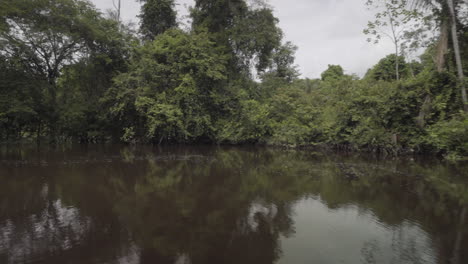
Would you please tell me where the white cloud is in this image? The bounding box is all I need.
[90,0,395,78]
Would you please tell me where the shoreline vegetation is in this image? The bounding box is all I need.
[1,0,467,160]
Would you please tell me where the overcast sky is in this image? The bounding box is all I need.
[90,0,395,79]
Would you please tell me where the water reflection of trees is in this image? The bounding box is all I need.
[0,163,134,263]
[0,146,467,263]
[106,148,311,264]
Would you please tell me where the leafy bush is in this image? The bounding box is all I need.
[426,113,468,158]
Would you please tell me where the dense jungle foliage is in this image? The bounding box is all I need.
[0,0,467,159]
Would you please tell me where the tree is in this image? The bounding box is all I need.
[0,0,109,123]
[230,7,283,73]
[191,0,249,34]
[365,54,409,81]
[104,29,228,143]
[113,0,121,22]
[0,56,44,140]
[138,0,177,40]
[0,0,132,141]
[262,42,299,83]
[191,0,285,75]
[321,65,344,82]
[410,0,467,111]
[56,18,136,142]
[364,0,422,81]
[399,13,438,75]
[446,0,467,111]
[0,0,105,86]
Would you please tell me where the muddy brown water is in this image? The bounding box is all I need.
[0,145,467,264]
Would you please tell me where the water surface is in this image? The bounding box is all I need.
[0,145,467,264]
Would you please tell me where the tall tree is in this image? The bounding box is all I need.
[56,17,136,142]
[410,0,467,111]
[191,0,284,75]
[191,0,248,34]
[446,0,467,111]
[0,0,103,96]
[138,0,177,40]
[0,0,125,140]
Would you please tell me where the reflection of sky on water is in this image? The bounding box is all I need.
[0,195,438,264]
[280,198,436,264]
[0,199,91,263]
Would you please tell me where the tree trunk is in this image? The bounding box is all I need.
[447,0,468,112]
[417,95,432,128]
[118,0,121,22]
[435,19,449,72]
[114,0,121,22]
[417,13,449,129]
[395,45,400,81]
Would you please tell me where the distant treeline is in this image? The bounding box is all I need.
[0,0,467,159]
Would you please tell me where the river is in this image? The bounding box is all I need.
[0,145,467,264]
